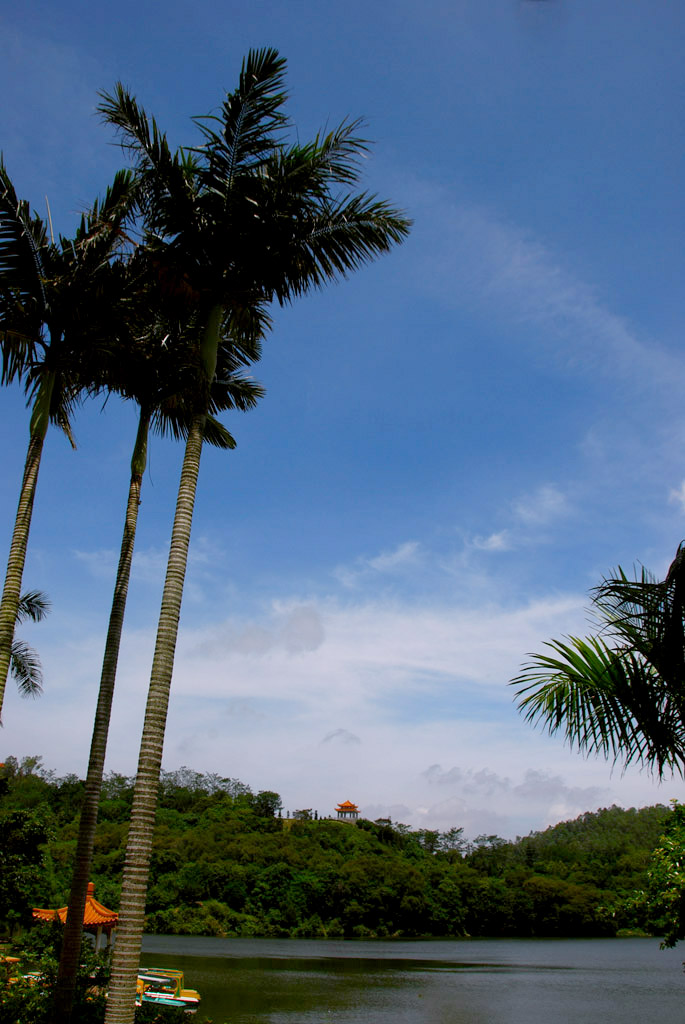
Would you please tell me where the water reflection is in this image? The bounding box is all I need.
[140,936,685,1023]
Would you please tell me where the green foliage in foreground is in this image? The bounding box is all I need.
[0,921,205,1023]
[0,922,109,1024]
[631,800,685,948]
[0,756,673,941]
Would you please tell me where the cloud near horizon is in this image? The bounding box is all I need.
[8,469,681,842]
[4,563,677,838]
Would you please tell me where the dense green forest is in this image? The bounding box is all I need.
[0,756,673,941]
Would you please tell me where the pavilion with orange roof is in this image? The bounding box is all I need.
[33,882,118,950]
[335,799,359,822]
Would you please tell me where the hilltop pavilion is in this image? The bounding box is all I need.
[335,800,359,822]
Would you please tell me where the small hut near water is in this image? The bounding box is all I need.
[32,882,118,950]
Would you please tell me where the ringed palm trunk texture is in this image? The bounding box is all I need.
[0,372,54,718]
[0,431,45,718]
[52,410,150,1024]
[104,413,205,1024]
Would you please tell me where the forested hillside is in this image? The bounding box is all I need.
[0,757,671,940]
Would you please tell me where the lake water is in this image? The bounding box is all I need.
[140,935,685,1023]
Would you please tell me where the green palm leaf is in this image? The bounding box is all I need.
[195,47,288,187]
[512,542,685,778]
[8,590,49,698]
[0,156,48,381]
[99,51,410,1024]
[16,589,50,624]
[10,638,42,697]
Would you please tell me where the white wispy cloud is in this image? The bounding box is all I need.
[131,548,168,584]
[5,578,675,838]
[189,603,325,658]
[74,537,225,588]
[422,763,603,819]
[73,549,118,581]
[410,764,607,836]
[669,481,685,513]
[368,541,421,573]
[73,546,167,586]
[396,176,685,400]
[513,484,572,527]
[471,530,512,552]
[173,590,589,716]
[466,484,571,556]
[335,540,423,588]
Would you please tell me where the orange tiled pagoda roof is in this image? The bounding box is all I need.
[335,800,358,811]
[33,883,118,930]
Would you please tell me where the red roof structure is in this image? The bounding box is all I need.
[335,800,359,820]
[33,882,118,948]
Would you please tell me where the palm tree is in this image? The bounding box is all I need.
[0,163,138,719]
[10,589,50,698]
[512,542,685,777]
[52,304,264,1022]
[100,49,410,1023]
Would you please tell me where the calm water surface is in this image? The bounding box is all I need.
[140,935,685,1023]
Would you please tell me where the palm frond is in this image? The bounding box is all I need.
[202,415,236,450]
[512,634,684,776]
[16,590,50,624]
[209,369,265,414]
[267,189,411,302]
[514,636,635,755]
[10,638,43,697]
[222,301,270,361]
[8,589,49,696]
[73,167,139,264]
[0,158,48,296]
[591,548,685,688]
[194,47,288,191]
[98,84,173,177]
[512,541,685,778]
[150,361,264,440]
[99,85,201,252]
[0,156,48,380]
[281,118,370,191]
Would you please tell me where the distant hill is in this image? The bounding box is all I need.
[0,756,671,939]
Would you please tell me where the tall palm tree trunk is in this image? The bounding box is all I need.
[52,409,150,1024]
[104,413,205,1024]
[0,375,54,718]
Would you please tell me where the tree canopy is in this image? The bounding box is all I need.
[0,757,671,943]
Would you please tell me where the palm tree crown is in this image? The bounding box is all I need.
[512,542,685,777]
[101,48,410,1024]
[0,162,139,718]
[98,48,409,358]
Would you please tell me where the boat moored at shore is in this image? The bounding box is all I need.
[136,967,201,1012]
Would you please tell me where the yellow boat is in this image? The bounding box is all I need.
[137,967,201,1011]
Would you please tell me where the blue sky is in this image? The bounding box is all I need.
[2,0,685,838]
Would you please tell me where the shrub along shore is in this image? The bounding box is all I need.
[1,756,670,940]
